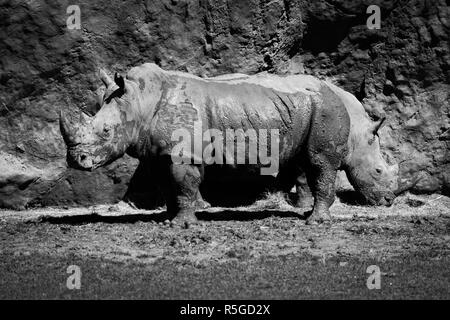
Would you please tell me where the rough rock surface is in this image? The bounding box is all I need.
[0,0,449,209]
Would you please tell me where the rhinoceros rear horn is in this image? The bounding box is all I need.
[372,117,386,135]
[99,69,114,88]
[114,73,125,91]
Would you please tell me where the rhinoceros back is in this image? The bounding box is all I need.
[127,64,350,172]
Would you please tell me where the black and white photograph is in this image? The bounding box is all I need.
[0,0,449,304]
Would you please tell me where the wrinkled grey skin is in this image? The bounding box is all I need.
[279,84,400,214]
[61,63,401,226]
[274,81,399,223]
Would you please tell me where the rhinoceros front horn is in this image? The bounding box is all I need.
[59,110,77,146]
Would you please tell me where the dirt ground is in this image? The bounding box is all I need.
[0,192,449,299]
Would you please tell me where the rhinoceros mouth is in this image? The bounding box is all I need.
[66,154,93,171]
[360,189,396,206]
[380,193,395,206]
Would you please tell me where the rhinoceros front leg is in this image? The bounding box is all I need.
[164,163,206,227]
[304,159,337,225]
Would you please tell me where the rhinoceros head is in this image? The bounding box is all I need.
[60,69,140,170]
[344,116,399,206]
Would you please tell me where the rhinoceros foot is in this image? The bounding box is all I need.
[170,209,199,229]
[305,207,332,225]
[305,213,332,225]
[195,199,211,209]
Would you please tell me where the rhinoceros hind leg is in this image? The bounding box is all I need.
[295,174,314,210]
[275,158,311,209]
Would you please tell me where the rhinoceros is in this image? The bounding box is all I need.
[60,63,400,225]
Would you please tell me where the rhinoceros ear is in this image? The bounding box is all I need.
[372,117,386,135]
[114,73,125,92]
[99,69,114,87]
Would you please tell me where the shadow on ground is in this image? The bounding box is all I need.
[38,190,370,226]
[336,190,367,205]
[39,209,303,225]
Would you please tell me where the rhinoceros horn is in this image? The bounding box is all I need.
[99,69,114,88]
[393,172,423,196]
[60,110,77,146]
[60,109,93,146]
